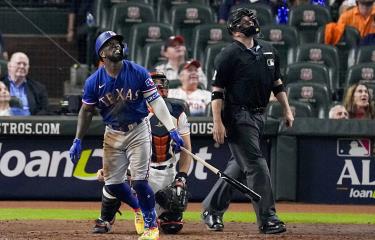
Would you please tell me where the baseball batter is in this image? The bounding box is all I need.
[69,31,184,240]
[94,72,192,235]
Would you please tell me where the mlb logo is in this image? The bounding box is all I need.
[337,138,371,157]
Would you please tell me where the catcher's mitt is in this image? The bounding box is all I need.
[155,180,189,213]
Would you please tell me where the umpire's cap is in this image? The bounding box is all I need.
[95,31,124,57]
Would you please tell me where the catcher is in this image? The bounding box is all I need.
[93,71,192,234]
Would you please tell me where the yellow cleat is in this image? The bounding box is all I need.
[134,210,145,235]
[138,227,159,240]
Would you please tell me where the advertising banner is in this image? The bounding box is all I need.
[0,136,271,201]
[298,137,375,204]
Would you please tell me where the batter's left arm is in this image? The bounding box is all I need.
[146,94,176,131]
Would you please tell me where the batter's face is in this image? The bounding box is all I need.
[8,53,30,81]
[100,38,123,62]
[353,84,369,108]
[0,81,10,103]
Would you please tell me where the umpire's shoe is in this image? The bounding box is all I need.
[202,210,224,231]
[259,219,286,234]
[92,218,113,234]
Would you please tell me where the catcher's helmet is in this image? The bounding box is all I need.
[150,71,169,97]
[227,8,260,36]
[95,31,124,57]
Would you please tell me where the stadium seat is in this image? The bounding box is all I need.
[191,24,232,65]
[285,62,332,95]
[0,59,7,79]
[345,63,375,87]
[288,4,332,44]
[316,25,360,88]
[93,0,150,29]
[260,24,299,76]
[109,2,156,43]
[294,43,339,97]
[266,100,314,119]
[286,82,331,119]
[143,42,167,70]
[156,0,210,23]
[128,23,174,65]
[354,45,375,65]
[230,3,275,26]
[203,43,229,89]
[170,3,215,54]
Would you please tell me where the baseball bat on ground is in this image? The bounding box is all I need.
[180,147,261,202]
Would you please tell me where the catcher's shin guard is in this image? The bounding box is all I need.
[93,186,121,233]
[158,211,183,234]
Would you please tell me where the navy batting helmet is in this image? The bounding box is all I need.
[95,31,124,57]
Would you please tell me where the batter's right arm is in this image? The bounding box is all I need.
[211,86,226,144]
[75,103,95,139]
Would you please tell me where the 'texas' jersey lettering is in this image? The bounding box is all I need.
[99,88,141,106]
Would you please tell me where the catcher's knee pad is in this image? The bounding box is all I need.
[100,186,121,222]
[158,211,183,234]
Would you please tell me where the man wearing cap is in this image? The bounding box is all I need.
[155,35,208,89]
[168,59,211,116]
[68,31,185,240]
[338,0,375,38]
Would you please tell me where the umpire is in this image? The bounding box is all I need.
[203,8,294,234]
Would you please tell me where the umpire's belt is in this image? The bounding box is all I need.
[151,163,174,170]
[108,119,143,132]
[235,105,265,114]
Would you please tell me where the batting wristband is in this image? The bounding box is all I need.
[272,83,286,96]
[211,91,224,101]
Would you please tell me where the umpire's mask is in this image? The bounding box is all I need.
[227,8,260,37]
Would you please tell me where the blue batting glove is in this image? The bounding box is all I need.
[69,138,82,164]
[169,129,184,153]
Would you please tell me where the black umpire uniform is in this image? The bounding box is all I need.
[203,8,292,235]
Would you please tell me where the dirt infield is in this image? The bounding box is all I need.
[0,201,374,240]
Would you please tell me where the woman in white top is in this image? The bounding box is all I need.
[0,81,12,116]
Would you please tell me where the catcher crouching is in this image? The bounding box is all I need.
[93,71,192,235]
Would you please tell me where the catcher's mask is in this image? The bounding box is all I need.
[158,212,183,234]
[150,71,169,98]
[227,8,260,37]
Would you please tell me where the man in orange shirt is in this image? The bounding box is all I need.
[337,0,375,38]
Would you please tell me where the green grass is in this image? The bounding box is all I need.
[0,209,374,224]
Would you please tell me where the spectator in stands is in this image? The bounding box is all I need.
[155,35,208,89]
[337,0,375,39]
[66,0,95,64]
[168,60,211,116]
[343,83,375,119]
[0,81,12,116]
[328,104,349,119]
[0,52,49,115]
[0,32,8,60]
